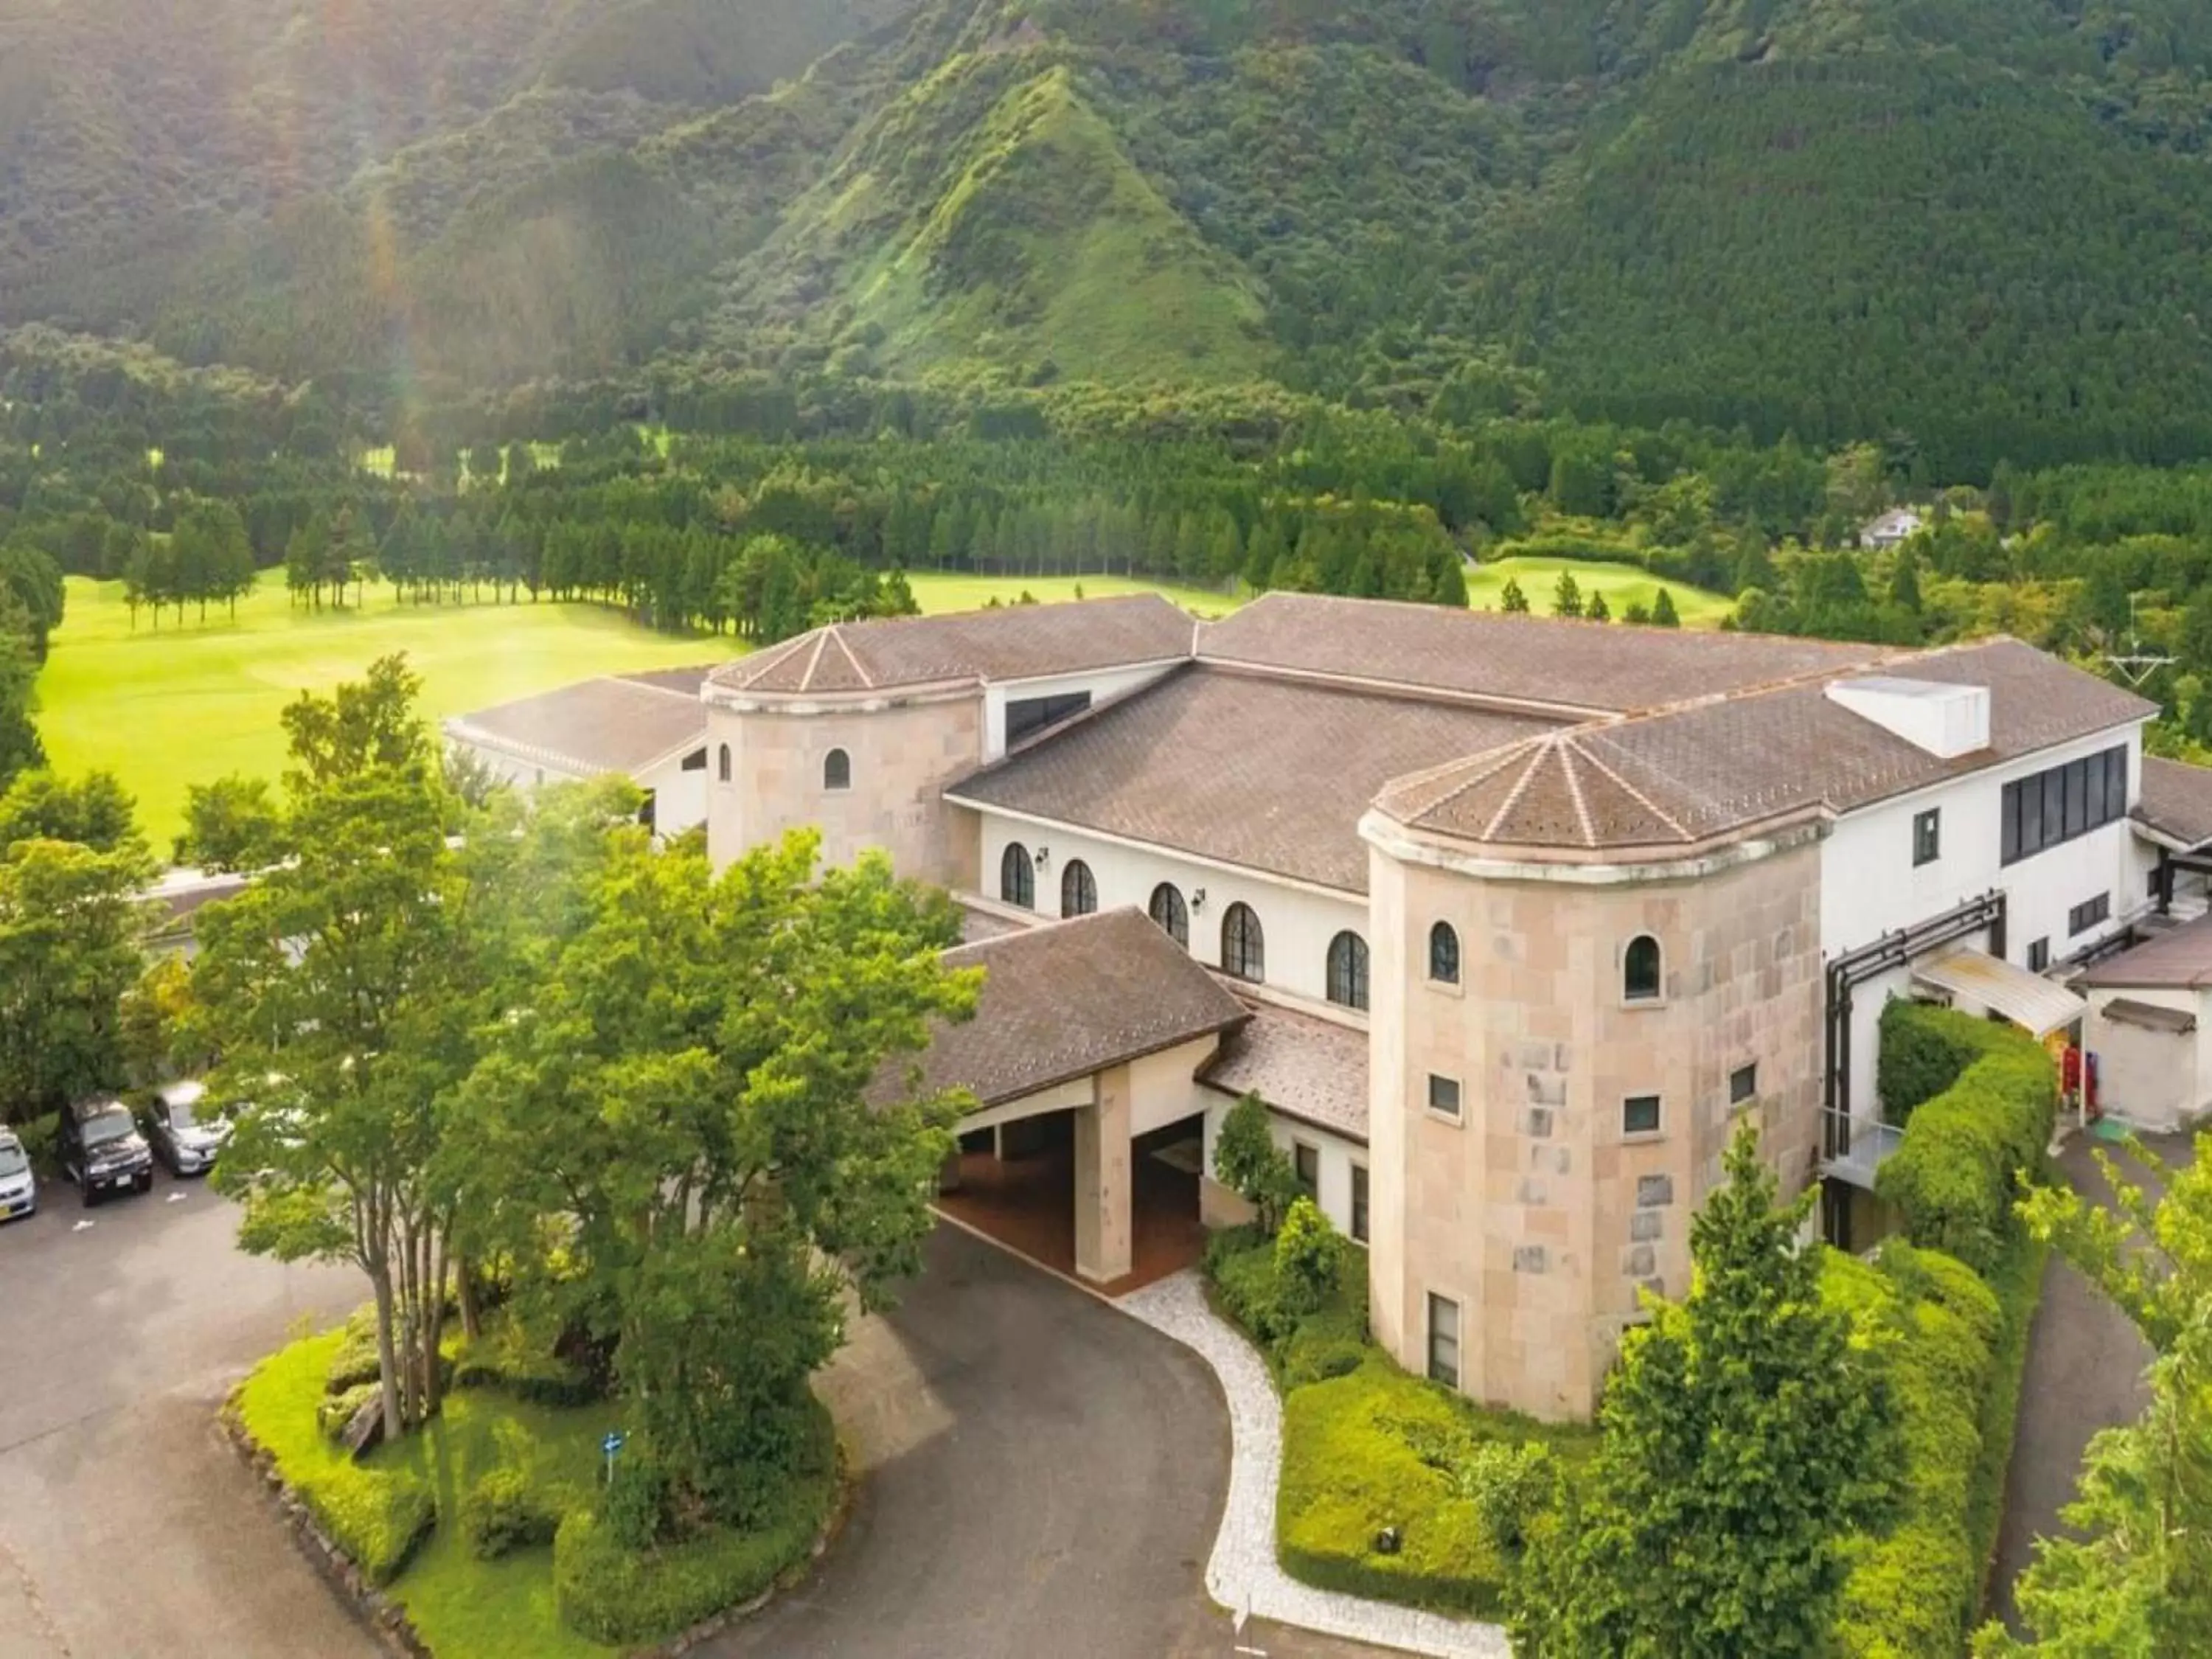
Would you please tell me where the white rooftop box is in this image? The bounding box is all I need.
[1826,676,1992,759]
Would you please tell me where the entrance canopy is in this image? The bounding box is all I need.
[1913,947,2087,1040]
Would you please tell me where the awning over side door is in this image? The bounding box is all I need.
[1912,947,2087,1040]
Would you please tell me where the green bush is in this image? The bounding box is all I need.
[1875,1006,2056,1274]
[1877,998,1999,1124]
[451,1315,603,1408]
[1275,1197,1346,1318]
[460,1466,560,1561]
[552,1399,837,1644]
[1276,1357,1591,1615]
[1827,1238,2037,1658]
[327,1307,384,1393]
[15,1111,58,1173]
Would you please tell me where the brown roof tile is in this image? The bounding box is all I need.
[876,908,1248,1109]
[708,594,1195,698]
[2138,757,2212,850]
[1197,591,1890,713]
[445,678,707,776]
[2079,912,2212,990]
[948,667,1561,891]
[1379,639,2154,854]
[1199,1006,1369,1143]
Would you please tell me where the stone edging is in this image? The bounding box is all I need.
[221,1388,851,1659]
[1116,1270,1512,1659]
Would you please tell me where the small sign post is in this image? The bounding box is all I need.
[602,1430,625,1486]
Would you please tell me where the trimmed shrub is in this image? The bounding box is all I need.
[451,1315,604,1408]
[553,1399,837,1644]
[1827,1239,2031,1658]
[1875,1007,2055,1274]
[1275,1197,1346,1318]
[1207,1225,1301,1348]
[1877,997,1997,1124]
[460,1467,560,1560]
[1276,1357,1591,1615]
[327,1307,384,1393]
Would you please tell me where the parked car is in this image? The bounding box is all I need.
[142,1080,231,1177]
[0,1128,35,1221]
[58,1098,154,1205]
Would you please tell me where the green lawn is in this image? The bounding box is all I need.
[907,571,1240,618]
[1464,556,1733,627]
[35,573,726,848]
[237,1327,622,1659]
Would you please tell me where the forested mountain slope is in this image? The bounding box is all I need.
[7,0,2212,473]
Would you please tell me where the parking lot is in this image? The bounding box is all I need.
[0,1164,369,1658]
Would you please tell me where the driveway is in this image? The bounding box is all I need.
[1990,1128,2192,1630]
[0,1168,368,1659]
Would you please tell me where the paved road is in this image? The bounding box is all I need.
[1991,1128,2191,1630]
[0,1165,369,1659]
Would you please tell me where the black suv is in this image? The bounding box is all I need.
[58,1098,155,1206]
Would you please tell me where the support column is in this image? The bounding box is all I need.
[1074,1065,1133,1285]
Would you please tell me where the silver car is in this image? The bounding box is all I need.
[0,1129,34,1221]
[144,1081,231,1177]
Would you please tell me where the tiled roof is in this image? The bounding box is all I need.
[616,664,720,697]
[2138,757,2212,850]
[1380,639,2154,854]
[1197,591,1890,714]
[2079,912,2212,990]
[874,908,1248,1110]
[1199,1006,1369,1144]
[445,678,707,778]
[947,667,1559,891]
[707,594,1194,698]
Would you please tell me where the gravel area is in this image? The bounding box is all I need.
[1119,1270,1511,1659]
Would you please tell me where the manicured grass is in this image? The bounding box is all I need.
[36,571,726,847]
[1464,555,1733,627]
[905,571,1241,618]
[235,1326,624,1659]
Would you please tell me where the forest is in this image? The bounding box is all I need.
[8,1,2212,477]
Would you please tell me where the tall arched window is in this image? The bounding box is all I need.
[1001,843,1035,910]
[823,748,851,792]
[1429,922,1461,986]
[717,744,731,783]
[1150,882,1188,947]
[1624,934,1663,1003]
[1061,859,1097,917]
[1221,902,1265,983]
[1326,931,1370,1011]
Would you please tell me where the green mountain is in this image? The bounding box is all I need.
[8,0,2212,472]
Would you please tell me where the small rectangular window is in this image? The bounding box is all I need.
[1730,1063,1759,1107]
[1913,807,1941,867]
[1622,1094,1662,1136]
[1426,1074,1462,1121]
[1351,1164,1370,1244]
[2069,893,2111,936]
[1293,1141,1320,1194]
[1427,1293,1461,1388]
[2028,937,2051,973]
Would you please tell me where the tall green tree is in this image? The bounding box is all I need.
[453,821,977,1539]
[1487,1124,1900,1658]
[0,591,43,790]
[1553,569,1584,619]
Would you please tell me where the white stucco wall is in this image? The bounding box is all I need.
[444,735,707,835]
[2084,987,2212,1133]
[981,661,1183,765]
[1128,1037,1221,1139]
[1200,1093,1369,1242]
[971,809,1371,1009]
[1822,723,2144,1116]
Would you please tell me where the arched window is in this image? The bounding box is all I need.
[824,748,851,792]
[1000,843,1035,910]
[717,744,731,784]
[1061,859,1097,917]
[1624,934,1663,1003]
[1326,931,1370,1011]
[1429,922,1461,985]
[1221,902,1265,983]
[1150,882,1188,947]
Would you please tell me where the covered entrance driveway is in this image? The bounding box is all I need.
[880,908,1250,1293]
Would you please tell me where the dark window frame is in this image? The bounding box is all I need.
[1623,1093,1663,1136]
[1061,859,1097,917]
[2069,892,2111,936]
[1624,934,1663,1003]
[1350,1164,1370,1243]
[1293,1140,1320,1194]
[1426,1073,1463,1121]
[1221,902,1266,983]
[1427,1292,1461,1388]
[1149,882,1189,947]
[1428,921,1461,985]
[1005,690,1093,748]
[1000,843,1035,910]
[681,748,708,773]
[1913,807,1941,867]
[2027,936,2051,973]
[1326,931,1371,1011]
[2002,745,2129,866]
[1730,1063,1759,1107]
[823,748,852,792]
[717,744,731,784]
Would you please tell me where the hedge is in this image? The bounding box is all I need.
[1203,1223,1368,1382]
[460,1466,560,1561]
[1874,1004,2056,1275]
[451,1315,604,1408]
[552,1397,837,1645]
[1826,1234,2042,1658]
